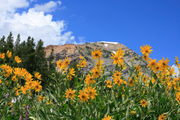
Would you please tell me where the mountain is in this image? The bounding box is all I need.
[45,42,149,77]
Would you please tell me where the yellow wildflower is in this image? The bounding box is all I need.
[11,75,18,82]
[113,71,122,78]
[65,88,76,100]
[0,53,5,59]
[78,90,89,102]
[105,80,113,88]
[158,58,169,71]
[6,51,12,58]
[158,114,167,120]
[91,50,102,59]
[84,87,97,100]
[0,64,13,77]
[175,92,180,103]
[34,72,42,80]
[14,56,22,63]
[32,81,42,92]
[114,77,123,86]
[111,48,124,66]
[91,67,101,78]
[102,115,112,120]
[140,99,148,107]
[140,45,152,55]
[20,86,28,94]
[77,59,87,68]
[85,74,96,85]
[37,95,44,102]
[148,59,157,70]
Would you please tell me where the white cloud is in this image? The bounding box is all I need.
[172,65,179,77]
[0,0,75,46]
[32,1,61,13]
[0,0,29,14]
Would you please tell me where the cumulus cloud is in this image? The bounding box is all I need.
[0,0,75,46]
[172,65,179,77]
[32,1,61,13]
[0,0,29,14]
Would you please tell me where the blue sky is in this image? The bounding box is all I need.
[55,0,179,64]
[0,0,179,64]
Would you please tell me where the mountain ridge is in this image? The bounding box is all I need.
[44,42,150,78]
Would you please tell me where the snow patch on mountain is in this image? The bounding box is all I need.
[99,41,119,44]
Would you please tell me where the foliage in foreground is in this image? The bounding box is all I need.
[0,45,179,120]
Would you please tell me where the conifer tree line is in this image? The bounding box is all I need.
[0,32,54,80]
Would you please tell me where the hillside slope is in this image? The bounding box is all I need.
[45,42,149,77]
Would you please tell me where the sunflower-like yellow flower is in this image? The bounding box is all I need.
[105,80,113,88]
[91,67,101,78]
[32,81,42,92]
[140,99,148,107]
[158,58,169,71]
[20,86,28,94]
[142,54,150,61]
[65,88,76,100]
[175,92,180,103]
[111,48,124,66]
[114,77,123,86]
[69,68,75,76]
[0,53,5,59]
[56,59,63,69]
[67,68,75,80]
[175,57,180,68]
[95,60,104,70]
[148,59,157,70]
[25,80,34,89]
[0,64,13,77]
[14,56,22,63]
[56,58,71,70]
[37,95,44,102]
[77,59,87,68]
[113,71,122,78]
[15,89,20,96]
[11,75,18,82]
[84,86,97,100]
[116,48,125,56]
[140,45,153,55]
[6,51,12,58]
[13,68,33,81]
[151,77,156,84]
[91,50,102,59]
[158,114,167,120]
[0,79,2,84]
[85,74,96,85]
[102,115,112,120]
[63,57,70,67]
[34,72,42,80]
[78,90,89,102]
[77,55,87,68]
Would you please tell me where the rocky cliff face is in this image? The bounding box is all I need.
[45,42,149,77]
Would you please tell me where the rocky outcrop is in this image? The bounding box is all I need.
[45,42,149,77]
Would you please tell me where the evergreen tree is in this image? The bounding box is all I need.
[14,34,21,55]
[47,48,56,71]
[5,32,14,51]
[0,33,52,82]
[35,40,49,78]
[0,36,6,52]
[23,37,36,73]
